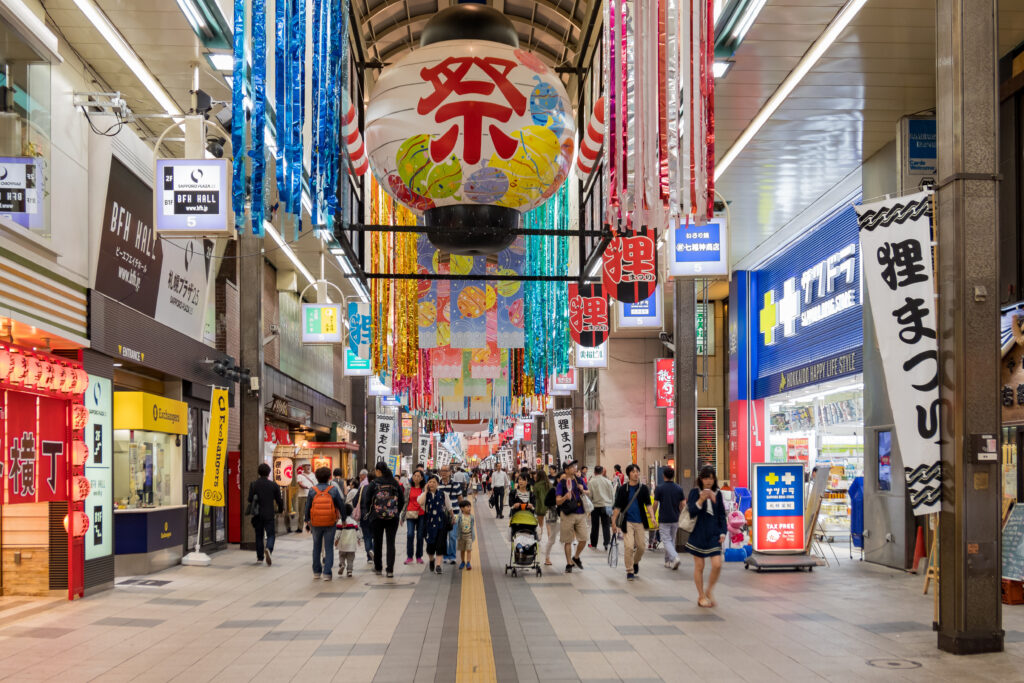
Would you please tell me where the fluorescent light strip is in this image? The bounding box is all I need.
[175,0,208,33]
[732,0,767,41]
[713,61,731,79]
[265,221,316,286]
[714,0,867,181]
[72,0,183,116]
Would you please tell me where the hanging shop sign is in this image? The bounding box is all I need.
[401,416,413,443]
[553,408,574,465]
[617,285,663,329]
[301,303,344,344]
[200,388,230,506]
[113,392,188,434]
[3,392,69,504]
[568,283,610,347]
[85,375,113,560]
[552,368,576,392]
[603,227,658,304]
[375,413,397,467]
[655,358,674,408]
[754,204,863,398]
[418,433,431,461]
[522,421,533,441]
[696,302,715,355]
[666,406,675,445]
[345,302,372,376]
[670,219,727,277]
[630,430,638,465]
[0,156,42,229]
[154,159,230,236]
[368,375,392,396]
[856,191,940,516]
[575,342,607,368]
[753,463,805,553]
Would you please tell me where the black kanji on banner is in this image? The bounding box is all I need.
[568,283,610,347]
[602,225,658,303]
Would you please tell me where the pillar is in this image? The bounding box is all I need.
[238,231,264,548]
[674,279,697,488]
[935,0,1003,655]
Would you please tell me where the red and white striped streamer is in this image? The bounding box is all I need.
[342,99,368,177]
[576,96,606,178]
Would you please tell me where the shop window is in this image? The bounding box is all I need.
[0,20,50,235]
[113,430,183,509]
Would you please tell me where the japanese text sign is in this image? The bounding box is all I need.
[302,303,344,344]
[575,342,608,368]
[856,191,940,515]
[618,286,663,328]
[670,218,728,277]
[655,358,674,408]
[0,157,42,230]
[568,283,610,347]
[553,409,574,465]
[154,159,230,236]
[603,226,658,304]
[753,463,805,552]
[4,392,68,504]
[345,302,372,376]
[375,413,397,464]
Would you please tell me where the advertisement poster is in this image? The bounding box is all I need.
[654,358,674,407]
[630,430,638,464]
[85,375,113,560]
[787,438,809,462]
[449,255,488,349]
[753,463,805,553]
[495,237,525,348]
[200,388,229,506]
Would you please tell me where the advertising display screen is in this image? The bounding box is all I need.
[753,463,805,553]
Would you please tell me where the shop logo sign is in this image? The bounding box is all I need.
[759,243,857,346]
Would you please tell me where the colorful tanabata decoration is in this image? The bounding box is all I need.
[364,39,575,215]
[568,283,610,347]
[602,225,658,303]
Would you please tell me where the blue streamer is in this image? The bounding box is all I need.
[230,0,246,228]
[310,0,323,225]
[274,0,287,210]
[249,0,267,235]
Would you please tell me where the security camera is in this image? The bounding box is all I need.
[206,136,225,158]
[659,332,673,343]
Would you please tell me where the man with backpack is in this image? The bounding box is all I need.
[304,467,346,581]
[364,461,406,578]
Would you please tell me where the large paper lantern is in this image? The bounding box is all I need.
[72,440,89,467]
[64,511,89,537]
[22,356,41,388]
[72,404,90,430]
[8,351,26,384]
[364,4,575,254]
[72,476,92,502]
[37,361,54,391]
[0,347,10,381]
[273,457,294,486]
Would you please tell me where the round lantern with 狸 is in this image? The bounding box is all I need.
[364,4,575,254]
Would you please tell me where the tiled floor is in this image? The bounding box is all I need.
[1,496,1024,681]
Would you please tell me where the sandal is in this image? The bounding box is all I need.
[544,559,552,566]
[697,597,712,608]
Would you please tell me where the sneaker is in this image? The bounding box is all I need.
[347,571,353,578]
[404,558,414,565]
[256,559,264,565]
[467,563,472,570]
[459,562,466,570]
[323,574,333,582]
[573,557,584,570]
[369,550,374,560]
[672,558,681,570]
[386,570,394,578]
[417,558,424,564]
[313,573,321,580]
[265,549,272,566]
[434,566,443,575]
[633,563,639,575]
[374,569,382,575]
[665,561,674,569]
[627,572,635,581]
[565,564,573,574]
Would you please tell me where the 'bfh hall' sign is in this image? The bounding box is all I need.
[154,159,231,236]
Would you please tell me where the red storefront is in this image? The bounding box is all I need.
[0,344,88,598]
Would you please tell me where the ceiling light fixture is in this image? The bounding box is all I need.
[205,52,233,72]
[713,61,733,79]
[714,0,867,181]
[265,221,316,286]
[732,0,766,42]
[72,0,183,116]
[175,0,209,34]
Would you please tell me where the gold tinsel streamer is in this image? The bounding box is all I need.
[370,179,392,374]
[392,204,419,379]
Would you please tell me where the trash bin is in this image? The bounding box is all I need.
[849,476,864,549]
[734,487,752,514]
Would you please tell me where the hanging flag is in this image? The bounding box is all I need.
[855,191,939,516]
[654,358,674,408]
[495,237,526,348]
[568,283,610,347]
[200,388,230,506]
[603,226,658,303]
[374,413,397,468]
[553,408,574,465]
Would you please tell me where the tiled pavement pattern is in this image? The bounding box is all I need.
[1,494,1024,681]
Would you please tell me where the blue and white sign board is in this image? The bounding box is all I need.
[670,219,728,277]
[155,159,231,236]
[617,285,663,328]
[0,156,42,229]
[345,301,372,376]
[753,463,805,553]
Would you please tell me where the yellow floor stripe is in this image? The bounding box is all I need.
[456,541,496,681]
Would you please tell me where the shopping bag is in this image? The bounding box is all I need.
[607,534,619,568]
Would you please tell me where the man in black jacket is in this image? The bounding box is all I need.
[248,463,284,566]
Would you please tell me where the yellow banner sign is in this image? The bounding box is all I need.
[113,392,188,435]
[200,388,229,506]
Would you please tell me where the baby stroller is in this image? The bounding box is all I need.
[505,509,542,577]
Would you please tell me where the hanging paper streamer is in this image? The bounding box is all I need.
[416,234,440,348]
[681,0,715,220]
[230,0,246,229]
[311,0,345,225]
[495,237,526,348]
[248,0,267,236]
[449,255,488,349]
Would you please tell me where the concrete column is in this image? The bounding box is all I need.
[935,0,1003,655]
[674,279,697,488]
[238,232,264,548]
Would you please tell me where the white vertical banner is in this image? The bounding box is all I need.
[375,413,397,469]
[418,433,431,463]
[553,409,574,465]
[856,191,940,515]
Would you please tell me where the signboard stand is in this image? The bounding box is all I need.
[183,385,230,567]
[744,462,824,572]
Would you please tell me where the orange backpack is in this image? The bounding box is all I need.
[309,486,339,527]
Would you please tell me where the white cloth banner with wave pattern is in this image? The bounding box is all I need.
[856,190,940,516]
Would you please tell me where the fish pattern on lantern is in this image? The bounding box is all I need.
[365,40,575,215]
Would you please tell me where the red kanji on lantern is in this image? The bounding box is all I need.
[417,56,527,164]
[603,226,658,304]
[568,283,609,347]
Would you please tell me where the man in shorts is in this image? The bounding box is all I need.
[555,460,590,574]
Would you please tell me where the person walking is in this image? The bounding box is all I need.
[419,475,454,574]
[532,467,552,542]
[555,460,589,573]
[365,462,405,578]
[247,463,284,566]
[334,503,359,578]
[587,465,615,550]
[491,463,510,518]
[304,467,345,581]
[354,469,374,564]
[653,466,686,570]
[686,466,728,607]
[613,464,625,487]
[508,473,536,514]
[438,465,464,565]
[332,468,347,498]
[455,500,476,570]
[402,470,427,565]
[611,464,653,581]
[542,470,564,565]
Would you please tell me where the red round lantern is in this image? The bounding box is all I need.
[73,368,89,396]
[72,475,92,502]
[58,364,74,393]
[72,404,90,430]
[72,440,89,467]
[8,352,27,384]
[37,361,54,391]
[0,347,10,381]
[22,356,40,388]
[63,511,90,537]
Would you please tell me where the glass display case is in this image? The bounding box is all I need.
[113,429,182,509]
